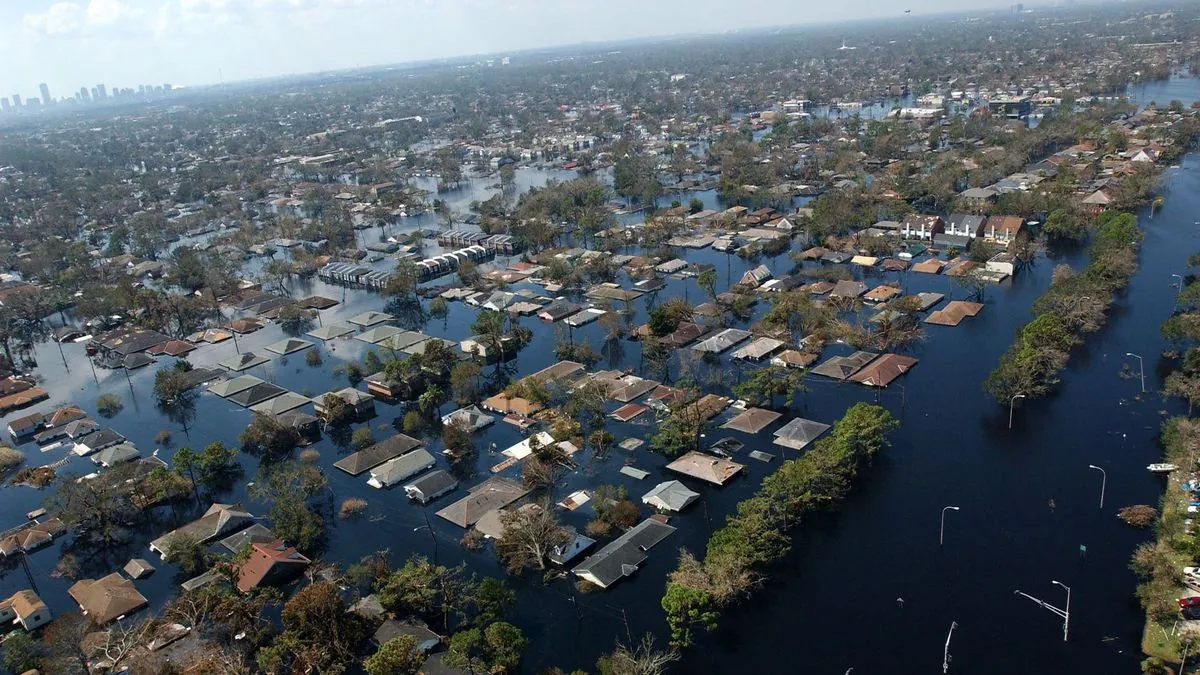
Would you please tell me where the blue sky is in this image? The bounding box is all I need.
[1,0,1024,99]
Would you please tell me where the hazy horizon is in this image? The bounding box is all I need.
[1,0,1078,98]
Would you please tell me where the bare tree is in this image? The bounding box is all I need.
[495,500,570,573]
[94,618,155,671]
[598,633,680,675]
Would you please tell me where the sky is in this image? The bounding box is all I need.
[0,0,1028,99]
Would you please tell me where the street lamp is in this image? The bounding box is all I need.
[940,506,960,547]
[1088,464,1106,509]
[1126,352,1145,394]
[1015,580,1071,642]
[1173,274,1185,291]
[1009,393,1026,429]
[1052,580,1071,642]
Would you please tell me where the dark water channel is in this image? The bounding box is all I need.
[0,77,1198,674]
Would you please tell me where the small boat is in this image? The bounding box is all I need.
[1148,463,1180,473]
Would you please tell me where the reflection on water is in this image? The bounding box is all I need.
[0,75,1194,674]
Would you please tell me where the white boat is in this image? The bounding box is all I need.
[1148,463,1179,473]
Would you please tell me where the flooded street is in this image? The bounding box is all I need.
[0,76,1196,674]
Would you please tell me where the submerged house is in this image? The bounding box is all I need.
[236,540,311,593]
[572,518,676,589]
[149,503,255,559]
[642,481,700,512]
[366,448,436,489]
[68,573,148,625]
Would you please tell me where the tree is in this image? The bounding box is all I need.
[46,464,142,546]
[276,582,368,673]
[364,636,424,675]
[444,622,526,674]
[697,268,717,299]
[443,418,474,460]
[471,577,515,625]
[239,414,301,458]
[96,393,124,418]
[648,297,692,336]
[495,501,571,573]
[1043,208,1086,240]
[483,622,526,672]
[276,303,314,334]
[2,630,45,674]
[153,366,193,407]
[596,634,680,675]
[351,426,375,451]
[732,365,804,408]
[450,361,482,405]
[379,557,473,632]
[164,533,209,575]
[651,396,706,457]
[176,441,239,495]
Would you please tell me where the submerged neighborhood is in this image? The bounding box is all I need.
[0,2,1197,673]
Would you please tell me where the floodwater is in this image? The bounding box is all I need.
[0,77,1195,674]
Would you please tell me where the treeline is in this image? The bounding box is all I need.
[1131,417,1200,672]
[660,403,898,647]
[984,211,1143,402]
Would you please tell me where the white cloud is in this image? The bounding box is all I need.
[22,2,85,37]
[23,0,155,38]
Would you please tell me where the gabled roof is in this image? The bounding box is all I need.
[333,434,425,475]
[436,477,529,527]
[150,503,254,554]
[849,354,919,387]
[367,448,436,488]
[571,519,676,588]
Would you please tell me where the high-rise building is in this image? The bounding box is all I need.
[0,98,9,113]
[79,87,90,102]
[39,83,51,106]
[11,95,21,108]
[95,84,107,100]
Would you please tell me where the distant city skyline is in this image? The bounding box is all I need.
[0,0,1074,97]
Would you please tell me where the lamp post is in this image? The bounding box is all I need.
[940,506,960,547]
[1173,274,1184,291]
[1088,464,1106,509]
[1126,352,1145,394]
[1009,393,1026,429]
[1014,581,1071,642]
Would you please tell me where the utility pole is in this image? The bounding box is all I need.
[943,620,958,673]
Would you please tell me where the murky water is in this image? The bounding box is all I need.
[0,77,1195,674]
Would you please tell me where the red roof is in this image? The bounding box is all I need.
[236,540,310,592]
